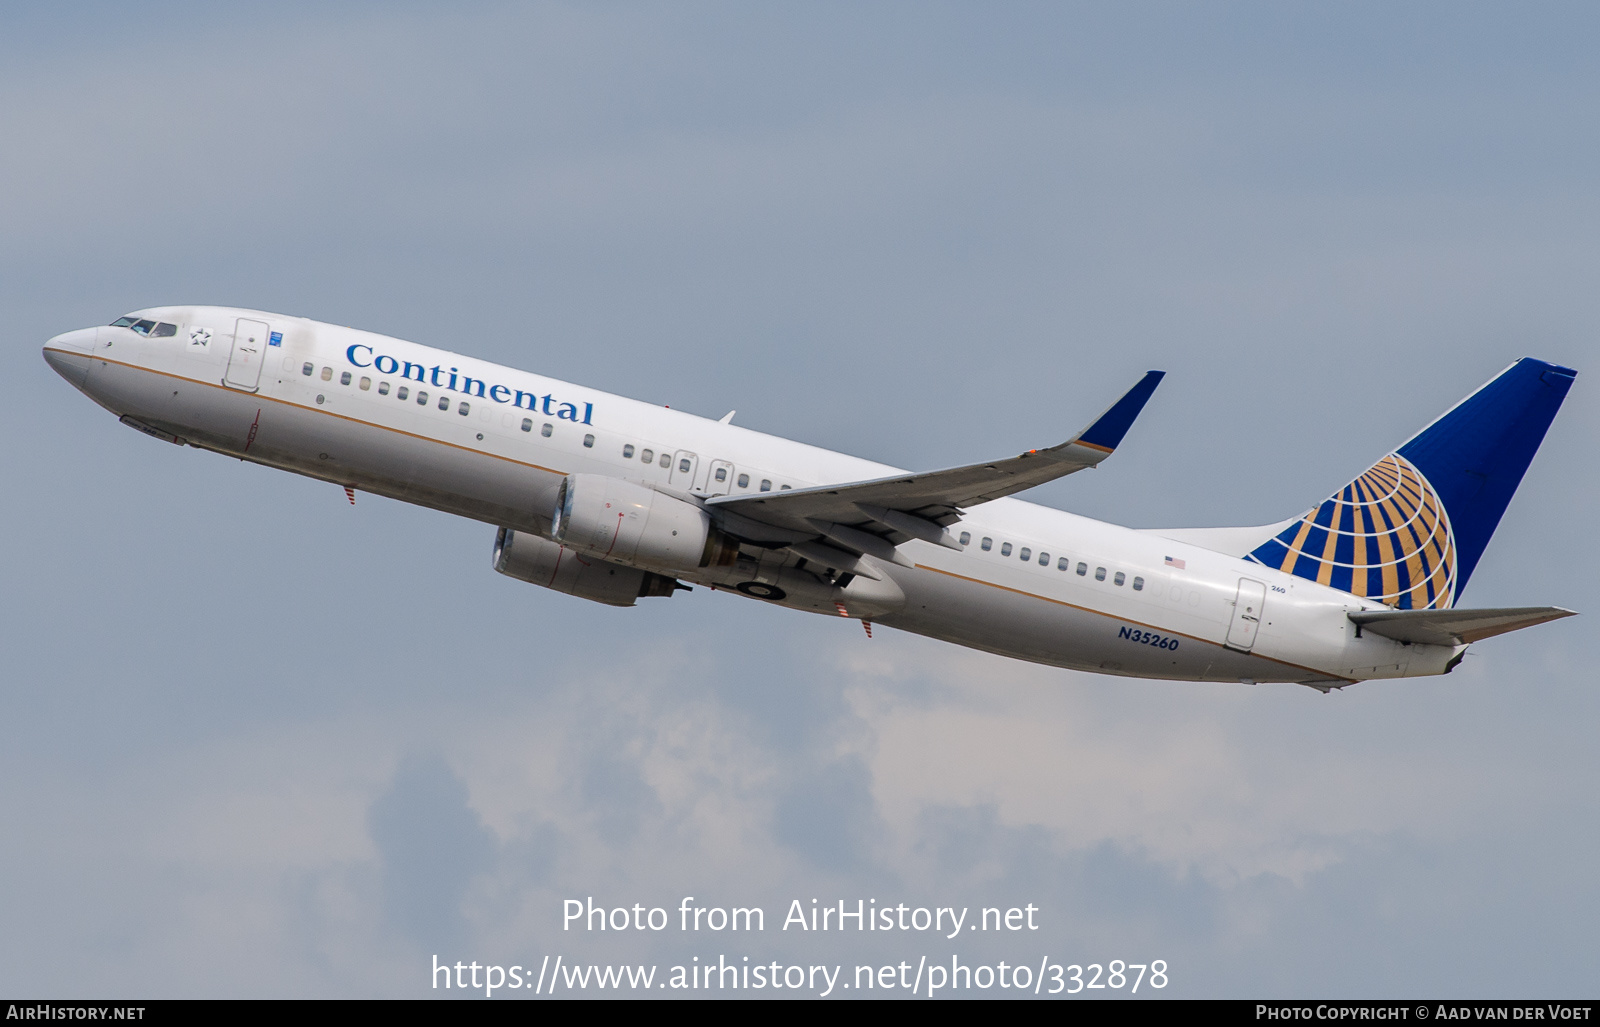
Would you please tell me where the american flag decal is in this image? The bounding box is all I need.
[1165,555,1185,569]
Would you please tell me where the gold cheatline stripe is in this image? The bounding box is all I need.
[62,351,567,476]
[913,564,1354,683]
[62,352,1361,681]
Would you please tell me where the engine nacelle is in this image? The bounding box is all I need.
[550,473,738,573]
[493,527,683,607]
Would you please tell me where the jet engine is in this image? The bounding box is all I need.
[550,474,739,573]
[493,527,683,607]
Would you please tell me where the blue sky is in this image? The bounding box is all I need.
[3,2,1596,997]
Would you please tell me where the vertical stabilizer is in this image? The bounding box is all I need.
[1247,358,1576,608]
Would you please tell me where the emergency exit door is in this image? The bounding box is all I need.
[671,450,699,490]
[705,459,736,496]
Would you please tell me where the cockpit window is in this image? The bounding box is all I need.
[109,316,177,337]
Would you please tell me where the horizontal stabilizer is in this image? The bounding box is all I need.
[1349,606,1575,647]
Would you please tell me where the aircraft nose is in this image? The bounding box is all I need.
[42,328,96,389]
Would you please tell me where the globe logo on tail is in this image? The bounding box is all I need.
[1248,453,1457,610]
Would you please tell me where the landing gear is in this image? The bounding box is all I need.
[735,581,787,600]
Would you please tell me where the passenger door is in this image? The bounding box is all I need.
[224,318,271,391]
[1226,578,1268,651]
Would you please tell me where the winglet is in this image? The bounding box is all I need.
[1074,370,1165,453]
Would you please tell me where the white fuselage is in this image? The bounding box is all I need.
[44,306,1458,687]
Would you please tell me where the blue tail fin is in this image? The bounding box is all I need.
[1247,358,1576,608]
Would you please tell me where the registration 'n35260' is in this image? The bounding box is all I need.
[1118,626,1179,651]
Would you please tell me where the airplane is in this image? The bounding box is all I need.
[42,306,1577,690]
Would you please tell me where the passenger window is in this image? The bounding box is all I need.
[522,418,533,432]
[397,386,409,401]
[320,367,332,381]
[543,423,554,437]
[359,377,371,391]
[340,371,352,385]
[641,448,654,463]
[584,434,596,448]
[1058,557,1069,571]
[678,457,690,472]
[1095,567,1107,581]
[417,391,429,405]
[737,473,750,488]
[1039,551,1049,566]
[981,537,993,551]
[659,453,670,468]
[959,531,971,546]
[151,322,177,337]
[714,467,727,482]
[378,381,390,395]
[1077,562,1088,576]
[1114,571,1125,586]
[760,479,772,492]
[623,444,635,458]
[1019,547,1030,561]
[302,363,313,376]
[1001,543,1013,556]
[438,396,449,411]
[780,484,792,490]
[1133,576,1145,591]
[458,401,469,415]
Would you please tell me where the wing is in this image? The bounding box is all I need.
[706,371,1164,563]
[1348,606,1575,646]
